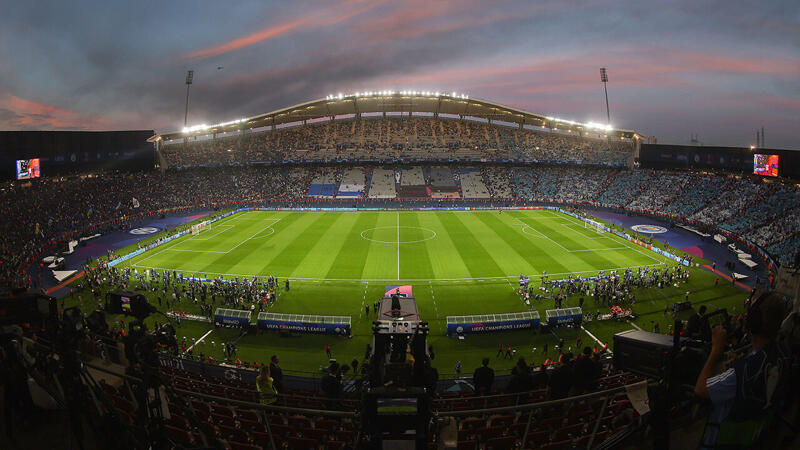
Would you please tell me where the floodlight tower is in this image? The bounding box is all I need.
[184,70,194,127]
[600,68,611,125]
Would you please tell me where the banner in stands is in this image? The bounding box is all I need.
[257,312,351,335]
[446,311,540,336]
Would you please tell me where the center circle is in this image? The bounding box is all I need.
[360,226,437,244]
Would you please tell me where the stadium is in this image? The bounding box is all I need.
[2,89,799,449]
[2,3,800,448]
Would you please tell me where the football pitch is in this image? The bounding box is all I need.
[128,209,666,282]
[100,209,746,376]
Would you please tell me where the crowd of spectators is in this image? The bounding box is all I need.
[161,117,635,168]
[2,163,799,289]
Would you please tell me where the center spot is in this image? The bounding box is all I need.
[360,226,437,244]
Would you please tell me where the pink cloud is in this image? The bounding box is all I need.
[183,19,308,59]
[0,94,118,129]
[181,0,389,59]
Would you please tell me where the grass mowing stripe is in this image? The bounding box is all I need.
[437,212,506,278]
[400,212,437,280]
[255,212,340,276]
[534,217,633,270]
[324,213,379,279]
[289,212,353,278]
[473,211,548,275]
[420,212,472,280]
[495,211,572,275]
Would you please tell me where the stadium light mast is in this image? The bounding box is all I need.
[600,68,610,125]
[184,70,194,127]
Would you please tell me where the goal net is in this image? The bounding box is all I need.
[584,220,604,234]
[191,221,211,235]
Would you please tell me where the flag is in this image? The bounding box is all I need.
[132,197,140,208]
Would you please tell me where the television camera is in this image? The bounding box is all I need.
[363,295,435,449]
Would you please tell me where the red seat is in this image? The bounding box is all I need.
[303,428,330,441]
[229,441,261,450]
[211,404,235,417]
[508,422,527,437]
[475,425,504,441]
[269,423,292,439]
[460,417,486,431]
[539,439,571,450]
[218,424,248,443]
[490,415,515,428]
[266,413,285,425]
[165,425,194,445]
[457,440,478,450]
[553,422,585,441]
[212,412,236,428]
[525,430,549,447]
[288,437,319,449]
[192,400,211,415]
[251,431,273,447]
[240,418,266,433]
[485,436,516,450]
[326,441,346,450]
[335,429,353,442]
[236,408,262,423]
[167,413,187,429]
[315,419,339,431]
[288,416,313,429]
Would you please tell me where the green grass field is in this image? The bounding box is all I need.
[71,209,749,377]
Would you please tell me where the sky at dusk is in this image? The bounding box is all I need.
[0,0,798,148]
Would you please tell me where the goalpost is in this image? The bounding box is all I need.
[191,220,211,236]
[584,220,604,234]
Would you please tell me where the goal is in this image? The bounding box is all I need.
[584,220,604,234]
[191,221,211,235]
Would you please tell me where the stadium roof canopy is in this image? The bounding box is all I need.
[150,91,638,143]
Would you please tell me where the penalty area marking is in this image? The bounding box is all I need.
[515,219,628,253]
[189,224,235,241]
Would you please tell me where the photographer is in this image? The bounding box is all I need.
[694,291,790,449]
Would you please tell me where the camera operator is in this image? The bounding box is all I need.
[694,291,790,449]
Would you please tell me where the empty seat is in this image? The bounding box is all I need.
[485,436,516,450]
[229,441,261,450]
[288,437,319,449]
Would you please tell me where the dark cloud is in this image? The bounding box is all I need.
[0,0,797,148]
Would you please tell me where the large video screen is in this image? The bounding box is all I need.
[16,158,41,180]
[753,154,779,177]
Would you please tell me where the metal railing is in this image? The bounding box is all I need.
[437,381,648,449]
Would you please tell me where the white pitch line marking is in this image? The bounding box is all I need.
[186,329,213,353]
[396,211,400,281]
[581,325,607,350]
[223,218,282,254]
